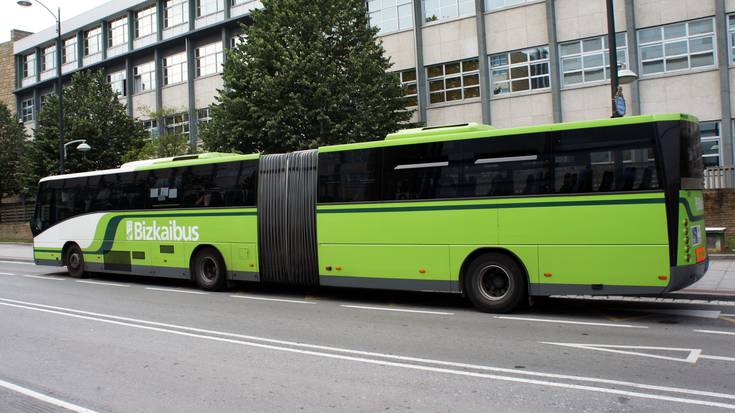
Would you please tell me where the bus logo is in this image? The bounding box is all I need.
[125,220,200,242]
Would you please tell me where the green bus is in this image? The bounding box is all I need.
[32,113,708,312]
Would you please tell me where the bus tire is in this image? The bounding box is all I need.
[192,247,227,291]
[65,243,87,279]
[464,253,526,313]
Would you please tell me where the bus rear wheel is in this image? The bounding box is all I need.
[192,247,227,291]
[65,243,87,278]
[464,253,526,313]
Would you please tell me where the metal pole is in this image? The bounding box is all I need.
[606,0,619,118]
[57,7,65,173]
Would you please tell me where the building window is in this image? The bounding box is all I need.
[197,0,224,17]
[490,46,550,96]
[42,45,56,72]
[701,121,721,167]
[559,34,628,87]
[163,51,188,85]
[400,68,418,107]
[84,27,102,56]
[368,0,413,34]
[142,119,159,137]
[63,37,77,64]
[164,0,189,28]
[426,59,480,104]
[134,61,156,93]
[486,0,535,10]
[165,113,190,137]
[21,98,34,122]
[638,18,715,76]
[230,33,246,48]
[107,70,127,97]
[136,5,157,38]
[108,17,129,48]
[198,108,212,124]
[424,0,474,22]
[196,42,224,77]
[23,53,36,79]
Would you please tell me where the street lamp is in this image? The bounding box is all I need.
[63,139,91,160]
[17,0,65,174]
[606,0,638,117]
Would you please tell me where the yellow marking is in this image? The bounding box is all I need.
[303,295,320,301]
[720,315,735,325]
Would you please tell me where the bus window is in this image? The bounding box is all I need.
[148,168,182,208]
[318,149,382,203]
[461,134,551,197]
[382,141,460,201]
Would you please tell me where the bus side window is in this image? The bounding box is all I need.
[318,149,382,203]
[382,141,460,201]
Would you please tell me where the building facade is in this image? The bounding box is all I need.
[11,0,735,166]
[2,30,32,114]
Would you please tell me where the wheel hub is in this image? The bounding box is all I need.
[477,265,512,302]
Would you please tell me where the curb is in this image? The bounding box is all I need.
[0,257,34,263]
[663,291,735,302]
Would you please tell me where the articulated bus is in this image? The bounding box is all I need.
[32,113,707,312]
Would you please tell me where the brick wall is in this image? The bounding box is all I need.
[0,30,32,114]
[704,189,735,237]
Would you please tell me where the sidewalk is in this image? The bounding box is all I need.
[1,243,733,299]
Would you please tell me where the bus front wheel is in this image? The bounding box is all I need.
[65,243,87,278]
[192,247,227,291]
[464,253,526,313]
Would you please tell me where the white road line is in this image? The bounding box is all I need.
[0,272,16,275]
[145,287,207,295]
[0,297,733,405]
[76,280,130,287]
[0,301,734,410]
[722,314,735,317]
[700,355,735,362]
[695,329,735,337]
[230,295,315,305]
[0,378,98,413]
[22,275,64,281]
[341,304,454,315]
[0,260,35,265]
[494,315,648,329]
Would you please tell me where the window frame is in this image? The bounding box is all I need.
[84,26,103,56]
[426,58,481,105]
[135,5,158,39]
[23,53,36,79]
[490,46,551,97]
[164,0,189,29]
[133,61,156,94]
[368,0,413,35]
[21,98,34,122]
[700,120,721,167]
[197,0,224,17]
[163,51,188,85]
[107,70,127,97]
[637,17,716,77]
[558,33,628,87]
[108,16,129,48]
[195,42,224,77]
[62,37,77,64]
[423,0,475,23]
[41,44,56,72]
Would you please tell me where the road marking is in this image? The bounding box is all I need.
[340,304,454,315]
[695,329,735,337]
[723,314,735,317]
[495,315,647,329]
[700,355,735,362]
[0,378,98,413]
[1,297,734,405]
[541,342,702,363]
[230,295,315,304]
[76,280,130,287]
[145,287,207,295]
[0,300,733,410]
[0,260,35,265]
[22,275,64,281]
[0,272,16,276]
[627,308,721,319]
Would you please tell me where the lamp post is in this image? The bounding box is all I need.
[606,0,638,117]
[17,0,65,174]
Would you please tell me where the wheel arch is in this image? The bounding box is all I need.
[458,247,531,294]
[61,241,79,266]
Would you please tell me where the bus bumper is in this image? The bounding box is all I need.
[665,258,708,293]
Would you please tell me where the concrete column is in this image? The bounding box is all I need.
[15,55,23,90]
[32,88,39,128]
[412,0,427,125]
[127,11,135,51]
[624,0,641,116]
[186,37,198,147]
[157,1,164,42]
[76,31,83,68]
[545,0,562,123]
[189,0,196,31]
[34,48,41,83]
[125,57,134,117]
[224,0,231,20]
[716,0,733,166]
[154,48,164,136]
[101,20,108,60]
[474,0,491,124]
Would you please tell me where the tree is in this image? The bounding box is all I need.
[0,102,27,201]
[200,0,414,154]
[22,70,147,191]
[123,107,193,162]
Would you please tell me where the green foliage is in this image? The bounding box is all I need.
[22,70,147,193]
[122,132,192,163]
[0,102,27,199]
[200,0,414,154]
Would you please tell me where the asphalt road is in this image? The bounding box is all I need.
[0,260,734,412]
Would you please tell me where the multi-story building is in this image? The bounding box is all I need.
[11,0,734,167]
[2,30,32,114]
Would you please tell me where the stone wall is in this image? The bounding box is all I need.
[0,222,32,242]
